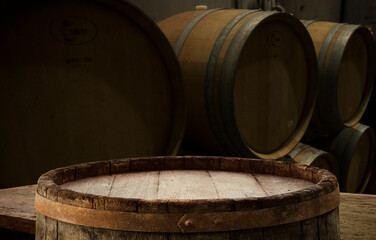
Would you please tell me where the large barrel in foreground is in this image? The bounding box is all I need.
[303,21,375,132]
[330,123,375,193]
[159,9,317,159]
[36,156,340,239]
[0,0,185,188]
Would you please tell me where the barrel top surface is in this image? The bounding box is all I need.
[0,0,185,187]
[60,170,315,200]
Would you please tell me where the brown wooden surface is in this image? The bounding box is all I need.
[1,184,375,239]
[0,0,185,189]
[0,185,36,234]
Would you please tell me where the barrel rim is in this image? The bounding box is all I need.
[219,12,318,159]
[0,0,186,156]
[35,156,339,232]
[36,156,338,211]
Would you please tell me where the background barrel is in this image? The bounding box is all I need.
[36,156,340,239]
[0,0,185,188]
[282,143,339,178]
[159,9,318,159]
[303,20,375,133]
[330,123,375,193]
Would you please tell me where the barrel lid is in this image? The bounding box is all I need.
[36,156,339,233]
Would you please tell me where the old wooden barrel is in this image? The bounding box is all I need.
[0,0,185,188]
[303,20,375,132]
[158,9,318,159]
[36,156,340,239]
[282,143,339,178]
[330,123,375,193]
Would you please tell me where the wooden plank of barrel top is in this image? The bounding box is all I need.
[158,9,318,159]
[330,123,376,193]
[0,0,185,189]
[302,20,375,133]
[282,143,339,179]
[34,156,340,239]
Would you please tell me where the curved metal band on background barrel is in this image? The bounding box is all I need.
[299,148,324,166]
[303,20,317,28]
[205,9,261,154]
[326,24,360,126]
[316,23,345,125]
[173,8,222,56]
[219,11,277,157]
[35,186,340,233]
[288,144,311,159]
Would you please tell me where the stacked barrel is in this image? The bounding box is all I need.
[158,9,375,193]
[277,21,375,193]
[159,9,318,159]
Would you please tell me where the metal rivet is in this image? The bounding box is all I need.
[184,220,193,227]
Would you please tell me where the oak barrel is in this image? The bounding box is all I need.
[303,20,375,132]
[330,123,375,193]
[36,156,340,239]
[158,9,318,159]
[282,143,339,178]
[0,0,185,188]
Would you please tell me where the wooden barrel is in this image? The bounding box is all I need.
[158,9,318,159]
[303,20,375,132]
[330,123,375,193]
[0,0,185,188]
[35,156,340,239]
[282,143,339,178]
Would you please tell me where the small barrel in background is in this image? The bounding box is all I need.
[282,143,339,179]
[35,156,340,239]
[159,9,318,159]
[330,123,375,193]
[0,0,185,188]
[302,20,375,133]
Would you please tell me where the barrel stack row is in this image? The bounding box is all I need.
[1,0,373,193]
[286,21,375,193]
[158,9,375,193]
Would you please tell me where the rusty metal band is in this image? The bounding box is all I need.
[35,186,340,233]
[205,9,261,155]
[173,8,222,56]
